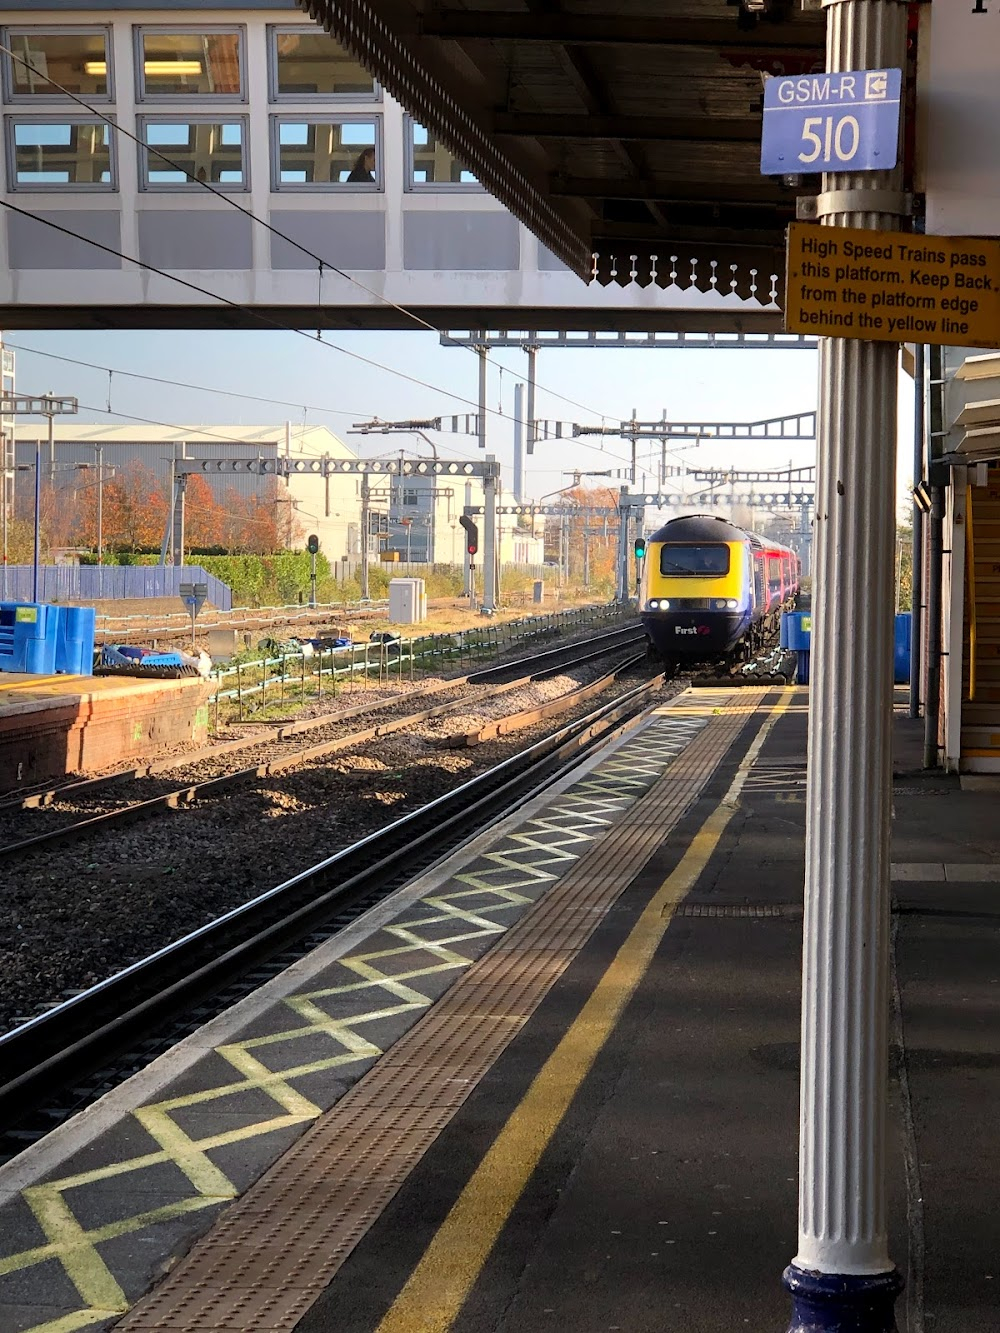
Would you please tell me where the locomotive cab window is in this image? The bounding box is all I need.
[659,544,730,577]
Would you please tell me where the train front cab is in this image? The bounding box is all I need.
[639,534,753,658]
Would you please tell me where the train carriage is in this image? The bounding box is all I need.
[637,513,799,662]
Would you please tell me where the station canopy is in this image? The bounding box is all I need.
[296,0,825,302]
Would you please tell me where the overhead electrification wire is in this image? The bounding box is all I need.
[5,342,368,419]
[6,341,511,462]
[1,41,619,423]
[22,397,488,464]
[0,198,514,418]
[0,211,636,471]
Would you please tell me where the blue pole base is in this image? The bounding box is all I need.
[783,1264,903,1333]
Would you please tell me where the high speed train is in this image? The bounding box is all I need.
[636,513,800,661]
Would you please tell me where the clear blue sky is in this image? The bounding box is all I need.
[5,327,915,511]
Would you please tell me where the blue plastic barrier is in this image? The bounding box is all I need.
[780,611,911,687]
[0,602,58,673]
[780,611,812,684]
[894,613,911,685]
[56,606,97,675]
[0,602,96,675]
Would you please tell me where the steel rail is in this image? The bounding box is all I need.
[0,622,641,815]
[0,671,663,1134]
[0,628,646,861]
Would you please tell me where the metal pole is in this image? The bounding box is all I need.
[360,472,371,600]
[309,550,317,608]
[923,493,944,768]
[46,400,54,484]
[923,486,944,768]
[481,462,497,612]
[513,382,525,502]
[909,345,926,718]
[477,344,487,451]
[96,444,104,567]
[785,2,907,1331]
[923,342,945,770]
[1,441,8,602]
[583,525,590,589]
[172,476,187,569]
[32,438,40,603]
[525,345,538,456]
[615,488,630,604]
[463,480,472,595]
[629,408,638,485]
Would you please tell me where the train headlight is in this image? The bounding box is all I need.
[726,598,739,610]
[647,599,659,610]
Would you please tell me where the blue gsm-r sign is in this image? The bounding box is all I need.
[760,68,902,175]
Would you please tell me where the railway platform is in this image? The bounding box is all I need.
[0,672,212,793]
[1,684,998,1332]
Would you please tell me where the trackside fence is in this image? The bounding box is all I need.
[94,598,390,642]
[0,565,233,609]
[209,603,628,724]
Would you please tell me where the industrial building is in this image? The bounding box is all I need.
[12,420,543,566]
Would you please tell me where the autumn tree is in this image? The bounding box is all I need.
[183,474,229,549]
[73,461,168,554]
[12,462,304,560]
[546,485,619,584]
[219,481,288,553]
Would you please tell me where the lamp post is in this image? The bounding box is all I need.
[73,459,115,575]
[96,444,104,567]
[0,394,78,602]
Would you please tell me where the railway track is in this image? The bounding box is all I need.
[0,666,666,1153]
[0,624,645,858]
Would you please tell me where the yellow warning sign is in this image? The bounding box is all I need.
[784,221,1000,347]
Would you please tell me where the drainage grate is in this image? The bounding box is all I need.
[677,902,796,918]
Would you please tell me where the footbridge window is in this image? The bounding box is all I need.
[405,117,479,189]
[271,116,381,190]
[139,117,248,190]
[2,27,113,100]
[135,28,245,101]
[7,117,114,189]
[268,27,378,101]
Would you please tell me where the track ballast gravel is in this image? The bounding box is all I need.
[1,660,673,1032]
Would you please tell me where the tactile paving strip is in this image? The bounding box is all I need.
[116,689,769,1332]
[0,700,714,1333]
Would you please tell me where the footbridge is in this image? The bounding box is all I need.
[0,0,811,332]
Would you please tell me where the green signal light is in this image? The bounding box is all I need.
[634,537,648,559]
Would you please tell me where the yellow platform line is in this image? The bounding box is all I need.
[0,674,67,693]
[376,688,794,1333]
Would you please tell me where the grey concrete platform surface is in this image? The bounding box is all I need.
[4,686,999,1333]
[0,686,749,1333]
[284,691,1000,1333]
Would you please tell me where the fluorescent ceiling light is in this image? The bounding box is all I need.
[84,60,206,76]
[144,61,204,76]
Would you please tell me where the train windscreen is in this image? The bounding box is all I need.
[659,544,731,577]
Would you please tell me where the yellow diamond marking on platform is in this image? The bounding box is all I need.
[2,714,703,1333]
